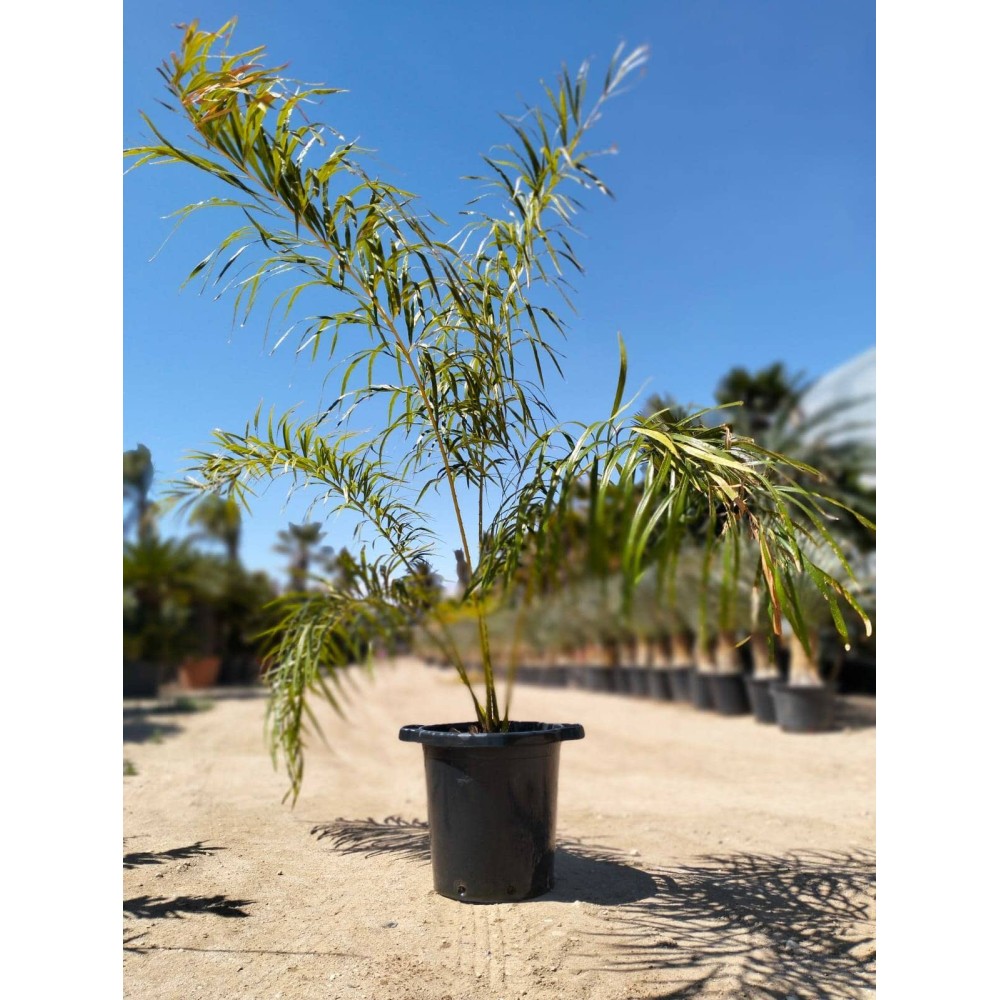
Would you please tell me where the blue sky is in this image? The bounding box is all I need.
[123,1,874,585]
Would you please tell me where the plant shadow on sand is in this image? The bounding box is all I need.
[123,841,223,870]
[122,698,217,744]
[310,816,656,906]
[591,848,875,1000]
[124,843,252,922]
[311,819,874,998]
[123,716,184,744]
[833,696,876,731]
[124,894,254,919]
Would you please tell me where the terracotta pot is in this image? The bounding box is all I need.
[178,655,222,690]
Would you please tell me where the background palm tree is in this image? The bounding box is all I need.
[188,494,242,564]
[713,362,806,435]
[712,362,876,553]
[188,493,277,682]
[274,522,330,593]
[778,538,875,685]
[123,534,202,671]
[123,443,156,543]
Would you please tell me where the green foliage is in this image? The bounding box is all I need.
[188,493,242,562]
[124,446,278,678]
[124,443,157,542]
[127,21,872,802]
[711,361,876,554]
[123,535,204,667]
[274,522,329,593]
[713,362,805,434]
[168,696,216,714]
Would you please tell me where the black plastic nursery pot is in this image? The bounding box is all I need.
[647,668,672,701]
[544,666,570,688]
[610,667,630,694]
[399,721,585,903]
[770,682,836,733]
[708,673,751,716]
[689,671,715,710]
[585,665,615,692]
[744,676,778,724]
[666,666,692,701]
[624,666,649,697]
[123,661,161,699]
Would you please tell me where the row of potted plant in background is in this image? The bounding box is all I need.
[412,535,874,733]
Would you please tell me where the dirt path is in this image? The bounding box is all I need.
[123,657,875,999]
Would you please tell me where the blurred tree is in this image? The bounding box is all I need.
[123,443,157,542]
[641,392,700,425]
[188,494,242,563]
[395,556,445,613]
[274,522,329,592]
[188,495,276,682]
[124,445,277,686]
[123,535,202,672]
[713,362,875,554]
[318,546,364,596]
[713,362,805,434]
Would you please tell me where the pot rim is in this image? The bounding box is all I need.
[399,721,585,747]
[770,680,835,693]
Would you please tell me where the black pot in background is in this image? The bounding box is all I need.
[666,666,692,702]
[770,682,836,733]
[610,667,630,695]
[399,722,585,902]
[744,676,778,724]
[625,666,650,697]
[545,666,570,688]
[123,661,160,699]
[689,671,715,710]
[608,665,623,692]
[647,668,672,701]
[585,666,615,692]
[523,665,543,686]
[708,673,751,715]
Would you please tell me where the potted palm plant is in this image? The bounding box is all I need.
[769,542,875,732]
[705,532,752,716]
[126,20,871,902]
[744,575,783,723]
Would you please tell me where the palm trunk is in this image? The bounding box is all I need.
[714,629,741,675]
[695,640,715,675]
[636,637,657,668]
[617,635,637,667]
[787,630,823,685]
[602,638,620,669]
[669,631,694,669]
[648,635,669,668]
[750,633,781,680]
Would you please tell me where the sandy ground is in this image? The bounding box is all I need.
[123,657,875,1000]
